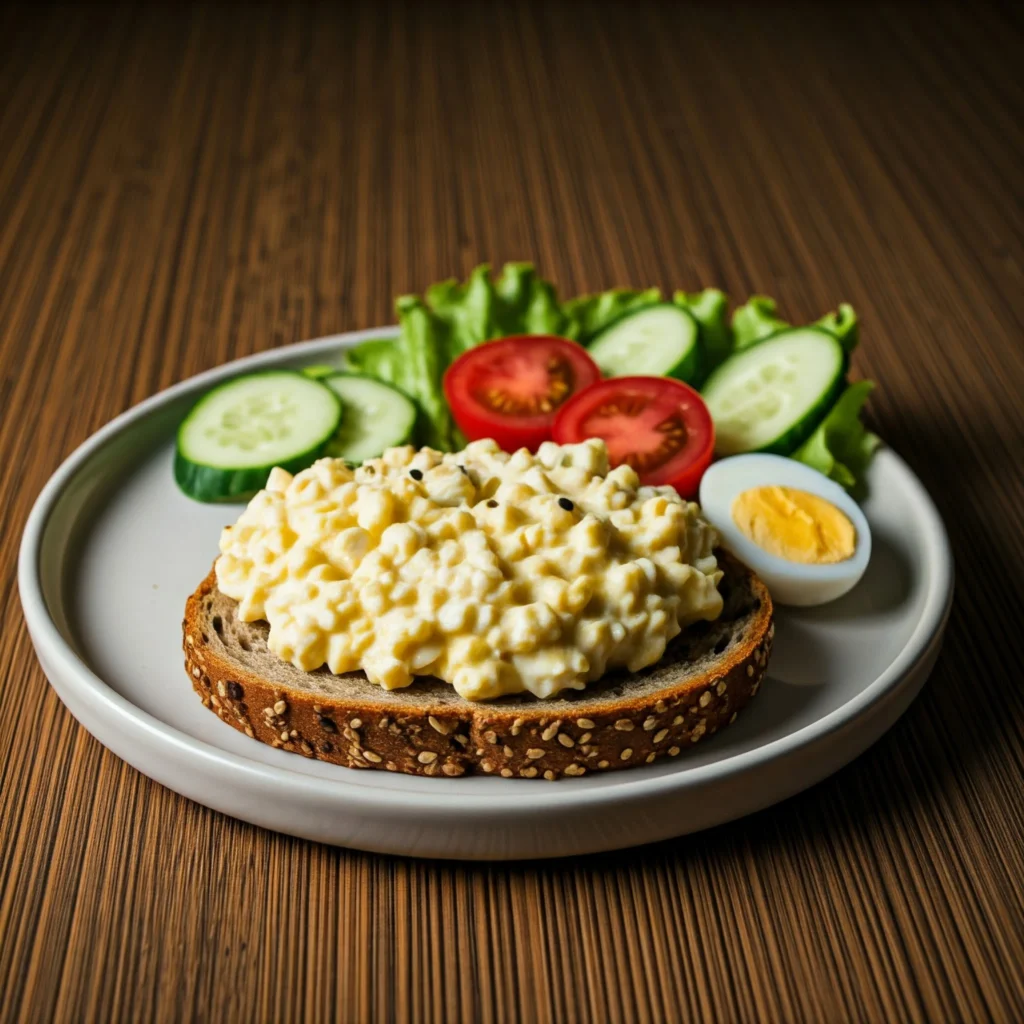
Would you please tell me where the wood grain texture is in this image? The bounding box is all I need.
[2,2,1023,1020]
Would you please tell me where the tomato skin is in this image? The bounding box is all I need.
[552,376,715,497]
[443,336,601,452]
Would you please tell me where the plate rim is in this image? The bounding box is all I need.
[19,328,955,819]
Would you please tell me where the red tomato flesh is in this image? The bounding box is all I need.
[444,336,601,452]
[552,376,715,497]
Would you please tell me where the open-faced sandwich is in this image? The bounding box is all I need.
[184,439,774,779]
[180,264,882,778]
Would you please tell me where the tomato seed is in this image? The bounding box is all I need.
[477,362,573,415]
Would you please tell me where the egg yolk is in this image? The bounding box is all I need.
[731,485,856,564]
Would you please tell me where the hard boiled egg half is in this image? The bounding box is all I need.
[699,454,871,606]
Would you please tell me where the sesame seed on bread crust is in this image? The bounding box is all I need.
[182,551,774,779]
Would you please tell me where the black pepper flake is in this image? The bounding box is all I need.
[409,468,423,480]
[486,499,498,508]
[226,681,244,701]
[318,715,338,733]
[457,465,468,475]
[558,497,575,512]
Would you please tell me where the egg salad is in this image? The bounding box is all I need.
[215,438,724,700]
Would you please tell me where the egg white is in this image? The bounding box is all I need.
[698,454,872,607]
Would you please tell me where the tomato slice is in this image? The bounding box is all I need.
[444,336,601,452]
[552,376,715,497]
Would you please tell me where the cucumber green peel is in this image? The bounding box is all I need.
[340,263,877,490]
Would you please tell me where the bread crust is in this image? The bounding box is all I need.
[183,557,774,779]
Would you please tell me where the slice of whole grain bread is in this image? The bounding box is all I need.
[182,551,773,779]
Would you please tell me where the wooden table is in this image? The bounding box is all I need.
[2,3,1022,1020]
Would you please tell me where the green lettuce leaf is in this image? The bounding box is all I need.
[425,262,568,358]
[731,295,789,349]
[391,296,455,451]
[344,337,403,385]
[492,262,566,338]
[673,288,730,376]
[424,264,498,357]
[794,380,881,492]
[733,296,859,353]
[813,302,859,353]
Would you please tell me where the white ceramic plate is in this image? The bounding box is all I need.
[19,329,954,861]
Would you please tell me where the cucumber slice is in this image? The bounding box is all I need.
[586,304,700,383]
[175,371,342,502]
[701,328,845,456]
[322,373,417,463]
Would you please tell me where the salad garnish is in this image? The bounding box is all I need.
[174,263,879,502]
